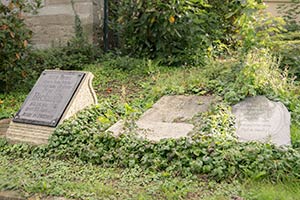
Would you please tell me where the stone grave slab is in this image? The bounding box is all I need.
[6,70,97,145]
[107,95,214,141]
[232,96,291,146]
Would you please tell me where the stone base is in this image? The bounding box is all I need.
[0,118,11,138]
[6,122,54,144]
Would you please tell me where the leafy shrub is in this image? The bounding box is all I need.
[111,0,269,65]
[0,92,27,119]
[270,32,300,80]
[274,1,300,79]
[234,10,285,52]
[0,0,41,93]
[111,0,209,65]
[205,0,266,53]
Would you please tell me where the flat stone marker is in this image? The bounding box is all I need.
[232,96,291,146]
[6,70,97,144]
[108,95,214,141]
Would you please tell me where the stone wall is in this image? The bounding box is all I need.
[25,0,103,49]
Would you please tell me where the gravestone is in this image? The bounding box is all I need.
[6,70,97,144]
[108,95,214,141]
[232,96,291,146]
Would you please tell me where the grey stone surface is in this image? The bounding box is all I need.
[6,70,97,145]
[139,95,213,123]
[136,121,194,141]
[107,95,214,141]
[232,96,291,146]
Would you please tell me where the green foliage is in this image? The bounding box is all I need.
[272,1,300,80]
[205,49,299,109]
[4,155,299,200]
[234,10,285,52]
[112,0,209,65]
[0,92,26,119]
[30,38,101,72]
[0,0,41,93]
[271,32,300,80]
[111,0,270,64]
[205,0,266,53]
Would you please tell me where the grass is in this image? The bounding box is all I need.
[1,155,300,200]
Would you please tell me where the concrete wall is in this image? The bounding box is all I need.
[25,0,104,49]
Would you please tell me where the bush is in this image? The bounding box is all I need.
[111,0,209,66]
[0,0,41,93]
[111,0,267,65]
[273,1,300,80]
[272,35,300,80]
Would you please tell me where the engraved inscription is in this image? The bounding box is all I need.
[13,71,85,127]
[232,96,291,145]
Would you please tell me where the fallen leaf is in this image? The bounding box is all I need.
[9,31,15,38]
[0,25,8,30]
[106,88,112,93]
[23,40,28,48]
[16,53,20,60]
[21,71,27,78]
[8,2,14,10]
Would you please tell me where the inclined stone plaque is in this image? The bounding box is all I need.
[6,70,97,144]
[232,96,291,146]
[13,71,85,127]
